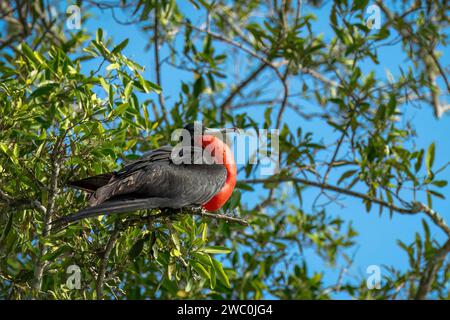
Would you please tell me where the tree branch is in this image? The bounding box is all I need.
[32,135,64,296]
[415,238,450,300]
[0,189,46,214]
[218,62,268,122]
[242,177,450,237]
[190,210,249,226]
[127,208,250,227]
[96,228,121,300]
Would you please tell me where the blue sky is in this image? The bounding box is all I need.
[78,1,449,298]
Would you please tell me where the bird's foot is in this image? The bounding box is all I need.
[184,205,204,214]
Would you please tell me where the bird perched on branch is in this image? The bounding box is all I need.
[54,122,238,227]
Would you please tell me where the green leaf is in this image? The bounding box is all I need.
[108,84,114,106]
[96,28,103,42]
[264,107,272,127]
[432,180,448,188]
[190,260,210,279]
[99,77,110,94]
[353,0,369,10]
[128,238,145,259]
[21,43,41,66]
[139,75,162,94]
[415,149,424,173]
[124,82,133,100]
[29,83,59,99]
[200,246,231,254]
[115,103,130,115]
[337,170,358,185]
[106,63,120,71]
[168,261,176,280]
[226,190,241,209]
[42,246,70,261]
[112,39,129,54]
[209,264,216,289]
[236,182,254,191]
[200,223,207,242]
[170,248,181,257]
[422,219,430,241]
[193,76,205,97]
[171,232,181,251]
[211,258,230,288]
[427,189,445,199]
[0,143,18,165]
[426,142,435,175]
[191,252,212,266]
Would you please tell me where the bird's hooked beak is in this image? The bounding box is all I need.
[204,127,240,136]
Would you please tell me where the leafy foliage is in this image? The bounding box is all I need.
[0,0,448,300]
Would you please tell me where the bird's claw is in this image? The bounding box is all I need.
[184,205,205,214]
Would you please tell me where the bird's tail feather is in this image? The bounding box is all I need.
[68,173,115,193]
[51,197,176,231]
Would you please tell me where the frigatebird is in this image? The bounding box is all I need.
[54,123,237,226]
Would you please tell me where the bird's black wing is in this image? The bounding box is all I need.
[55,163,227,226]
[54,146,227,227]
[87,146,174,206]
[115,145,174,178]
[88,145,212,205]
[67,146,174,193]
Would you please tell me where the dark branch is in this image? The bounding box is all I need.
[415,239,450,300]
[242,177,450,237]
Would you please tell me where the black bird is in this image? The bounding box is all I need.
[54,123,238,227]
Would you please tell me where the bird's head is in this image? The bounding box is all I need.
[181,122,239,147]
[172,122,238,165]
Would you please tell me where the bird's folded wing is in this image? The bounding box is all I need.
[68,173,115,192]
[116,146,173,178]
[89,168,151,206]
[67,146,173,193]
[116,145,206,178]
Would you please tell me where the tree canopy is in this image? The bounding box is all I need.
[0,0,449,300]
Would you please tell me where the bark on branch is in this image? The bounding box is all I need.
[0,189,46,214]
[32,135,64,297]
[415,239,450,300]
[242,177,450,237]
[96,228,121,300]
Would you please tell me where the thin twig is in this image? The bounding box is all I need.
[218,63,268,122]
[323,120,351,183]
[153,7,169,126]
[130,208,249,226]
[275,66,290,129]
[191,210,249,226]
